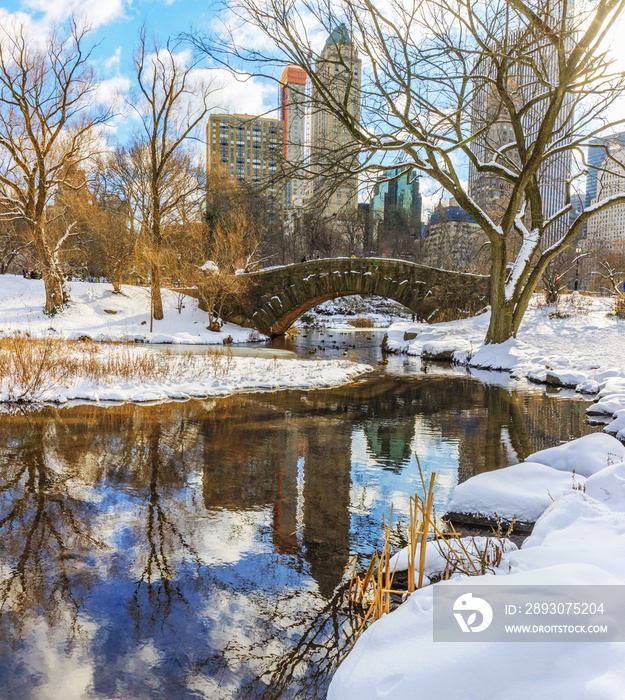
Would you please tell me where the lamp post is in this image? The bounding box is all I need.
[574,245,582,291]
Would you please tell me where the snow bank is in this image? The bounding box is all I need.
[445,462,584,524]
[586,462,625,511]
[330,478,625,700]
[388,536,518,584]
[0,344,372,405]
[385,295,625,441]
[0,274,260,344]
[385,295,625,397]
[526,433,625,477]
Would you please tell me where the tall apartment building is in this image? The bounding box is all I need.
[585,135,625,252]
[280,64,308,210]
[467,16,572,248]
[310,25,361,216]
[206,113,284,216]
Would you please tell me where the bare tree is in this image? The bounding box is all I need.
[89,159,137,292]
[0,18,111,313]
[197,175,261,328]
[0,217,30,274]
[585,241,625,295]
[130,27,218,321]
[194,0,625,343]
[539,247,587,302]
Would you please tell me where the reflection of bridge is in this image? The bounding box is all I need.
[222,258,490,337]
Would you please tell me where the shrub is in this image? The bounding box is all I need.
[348,317,375,328]
[612,296,625,319]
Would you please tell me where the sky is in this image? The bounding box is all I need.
[0,0,281,138]
[2,0,625,214]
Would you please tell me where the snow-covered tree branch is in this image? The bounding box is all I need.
[191,0,625,343]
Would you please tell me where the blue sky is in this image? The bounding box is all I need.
[0,0,281,145]
[4,0,625,210]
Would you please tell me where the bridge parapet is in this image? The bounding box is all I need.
[220,258,489,337]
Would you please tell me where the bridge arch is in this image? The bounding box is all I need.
[226,258,489,337]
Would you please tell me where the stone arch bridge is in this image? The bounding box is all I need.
[219,258,489,337]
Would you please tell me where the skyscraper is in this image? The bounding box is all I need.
[310,25,361,216]
[371,168,422,240]
[279,64,308,210]
[467,21,573,248]
[585,134,625,252]
[206,113,284,217]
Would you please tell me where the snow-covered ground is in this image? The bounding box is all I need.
[0,342,372,405]
[0,274,259,344]
[330,433,625,700]
[0,275,375,404]
[386,294,623,386]
[386,293,625,434]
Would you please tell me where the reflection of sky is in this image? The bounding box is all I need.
[0,375,597,699]
[349,422,459,556]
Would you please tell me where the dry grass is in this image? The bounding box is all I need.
[612,296,625,319]
[347,317,375,328]
[348,457,515,640]
[0,335,235,402]
[536,291,594,317]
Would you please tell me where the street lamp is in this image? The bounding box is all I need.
[574,245,582,291]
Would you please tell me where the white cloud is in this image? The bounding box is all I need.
[205,68,277,117]
[105,46,123,71]
[22,0,128,29]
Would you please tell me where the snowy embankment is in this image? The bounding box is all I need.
[0,342,372,405]
[386,294,625,436]
[0,274,259,344]
[330,433,625,700]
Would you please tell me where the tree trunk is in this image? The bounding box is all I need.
[42,269,66,314]
[151,260,164,321]
[150,190,164,321]
[484,239,515,344]
[484,301,515,344]
[33,226,66,315]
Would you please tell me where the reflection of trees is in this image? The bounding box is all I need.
[120,416,204,636]
[0,404,208,645]
[237,583,358,700]
[0,377,597,697]
[0,412,102,643]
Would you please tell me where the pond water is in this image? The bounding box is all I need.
[0,333,598,699]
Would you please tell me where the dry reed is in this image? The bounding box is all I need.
[0,336,236,402]
[347,317,375,328]
[348,457,516,640]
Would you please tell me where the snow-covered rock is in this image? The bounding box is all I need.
[445,462,584,525]
[526,433,625,477]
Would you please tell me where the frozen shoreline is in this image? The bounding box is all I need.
[331,295,625,700]
[0,341,373,406]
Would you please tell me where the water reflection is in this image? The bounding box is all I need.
[0,374,595,698]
